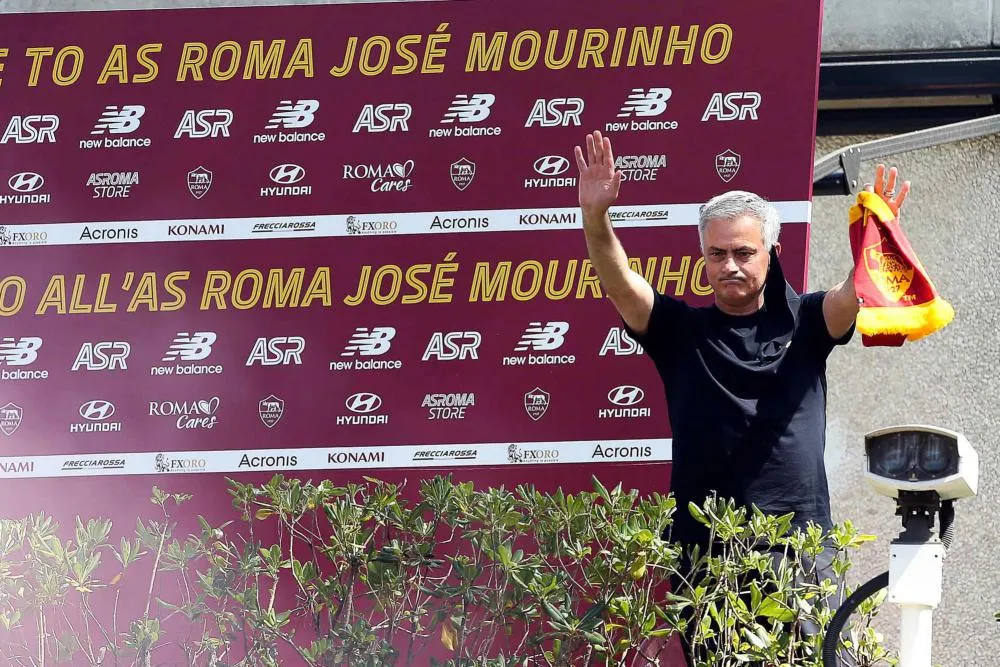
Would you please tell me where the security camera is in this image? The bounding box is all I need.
[864,424,979,501]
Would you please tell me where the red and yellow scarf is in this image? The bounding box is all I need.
[849,191,955,347]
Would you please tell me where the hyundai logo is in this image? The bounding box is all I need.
[269,164,305,185]
[533,155,570,176]
[607,385,644,407]
[8,172,44,193]
[345,392,382,414]
[79,399,115,421]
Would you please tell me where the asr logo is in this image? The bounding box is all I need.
[864,243,914,303]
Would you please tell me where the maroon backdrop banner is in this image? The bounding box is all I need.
[0,0,822,662]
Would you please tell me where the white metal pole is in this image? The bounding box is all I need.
[898,606,934,667]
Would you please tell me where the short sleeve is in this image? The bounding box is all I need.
[798,291,854,358]
[622,290,690,366]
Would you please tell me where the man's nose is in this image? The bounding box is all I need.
[722,255,738,273]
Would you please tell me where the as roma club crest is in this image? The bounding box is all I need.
[187,166,213,199]
[715,149,741,183]
[523,387,550,421]
[0,402,22,436]
[258,394,285,429]
[864,243,914,303]
[450,158,476,191]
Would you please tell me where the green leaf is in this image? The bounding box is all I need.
[757,595,796,623]
[629,554,647,580]
[542,600,566,624]
[579,601,607,631]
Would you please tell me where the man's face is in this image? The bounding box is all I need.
[702,215,773,312]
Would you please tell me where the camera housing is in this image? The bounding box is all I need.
[864,424,978,501]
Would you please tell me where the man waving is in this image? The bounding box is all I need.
[575,129,908,663]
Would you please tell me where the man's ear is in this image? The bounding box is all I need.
[773,242,782,257]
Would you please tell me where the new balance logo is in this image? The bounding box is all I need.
[265,99,319,129]
[0,337,42,365]
[162,332,216,362]
[330,327,401,372]
[617,88,672,117]
[429,94,502,138]
[515,322,568,351]
[503,322,575,367]
[442,94,494,123]
[152,332,223,377]
[342,327,395,356]
[605,89,678,133]
[91,105,145,134]
[0,337,47,380]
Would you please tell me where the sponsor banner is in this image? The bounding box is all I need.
[0,439,671,479]
[0,0,821,661]
[0,202,810,247]
[0,227,808,454]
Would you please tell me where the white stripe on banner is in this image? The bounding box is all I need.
[2,201,811,248]
[0,439,672,480]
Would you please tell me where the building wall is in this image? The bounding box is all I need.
[813,133,1000,663]
[3,1,998,664]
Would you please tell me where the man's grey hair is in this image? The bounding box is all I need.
[698,190,781,251]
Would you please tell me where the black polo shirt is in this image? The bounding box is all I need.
[625,257,854,547]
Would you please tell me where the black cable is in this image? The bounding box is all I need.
[939,500,955,550]
[822,571,889,667]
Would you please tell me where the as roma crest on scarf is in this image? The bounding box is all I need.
[849,190,954,346]
[863,242,914,303]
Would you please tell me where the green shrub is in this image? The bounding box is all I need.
[0,474,893,666]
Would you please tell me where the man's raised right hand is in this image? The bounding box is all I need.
[574,130,623,218]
